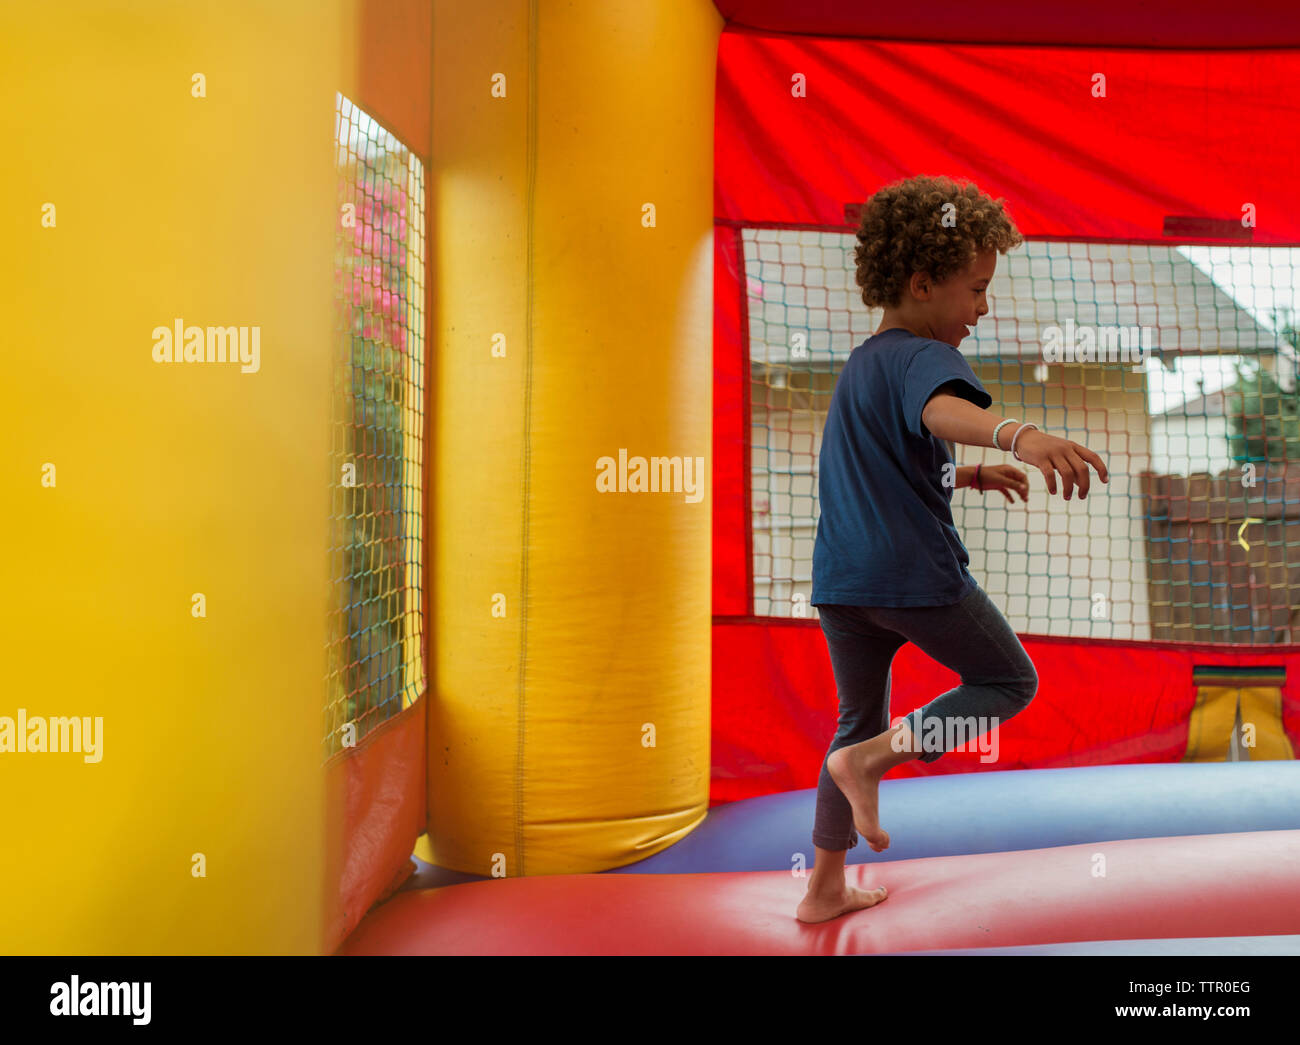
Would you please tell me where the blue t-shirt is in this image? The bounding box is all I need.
[811,327,993,607]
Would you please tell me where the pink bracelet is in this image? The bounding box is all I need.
[973,464,982,491]
[1009,422,1039,462]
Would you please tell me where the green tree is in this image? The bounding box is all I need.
[1225,309,1300,462]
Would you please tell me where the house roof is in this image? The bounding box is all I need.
[744,233,1285,370]
[970,241,1282,363]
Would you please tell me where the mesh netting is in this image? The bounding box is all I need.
[746,229,1300,643]
[323,93,427,760]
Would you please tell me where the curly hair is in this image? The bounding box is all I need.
[853,175,1023,309]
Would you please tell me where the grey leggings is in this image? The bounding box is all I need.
[812,584,1038,852]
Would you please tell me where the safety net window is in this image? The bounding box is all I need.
[323,92,427,760]
[746,227,1300,643]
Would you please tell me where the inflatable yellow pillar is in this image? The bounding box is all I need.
[0,0,354,952]
[427,0,722,875]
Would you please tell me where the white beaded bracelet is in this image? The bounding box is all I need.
[1009,422,1039,461]
[992,418,1017,450]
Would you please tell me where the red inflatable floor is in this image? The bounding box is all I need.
[339,829,1300,955]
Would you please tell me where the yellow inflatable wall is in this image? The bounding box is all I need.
[0,0,356,953]
[425,0,722,875]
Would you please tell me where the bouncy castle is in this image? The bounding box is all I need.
[341,0,1300,955]
[4,0,1299,957]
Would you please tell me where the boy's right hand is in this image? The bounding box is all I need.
[1011,428,1108,500]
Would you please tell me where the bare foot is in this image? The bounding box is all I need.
[826,745,890,852]
[796,883,889,923]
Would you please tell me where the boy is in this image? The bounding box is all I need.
[796,175,1108,924]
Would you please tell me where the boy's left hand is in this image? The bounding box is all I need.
[975,464,1029,503]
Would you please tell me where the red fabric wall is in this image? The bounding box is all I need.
[709,29,1300,802]
[325,700,427,952]
[711,621,1300,804]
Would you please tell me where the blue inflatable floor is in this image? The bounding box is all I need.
[609,761,1300,873]
[405,761,1300,888]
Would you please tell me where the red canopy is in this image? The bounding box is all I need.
[716,34,1300,241]
[714,0,1300,49]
